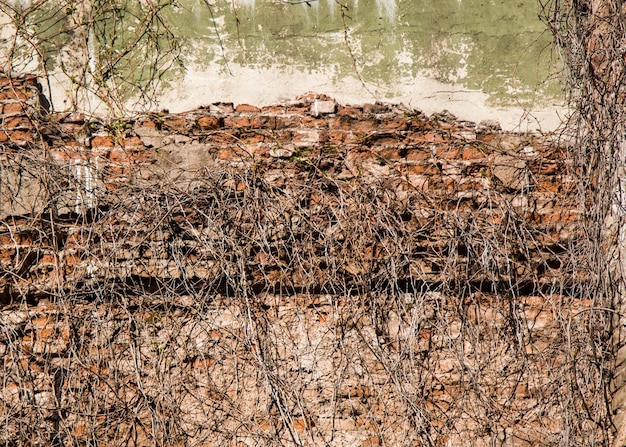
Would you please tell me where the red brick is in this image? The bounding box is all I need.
[197,116,222,130]
[337,105,363,116]
[0,89,30,100]
[9,130,32,142]
[2,101,25,115]
[369,135,400,146]
[352,119,377,133]
[405,131,447,144]
[296,92,332,101]
[533,162,559,175]
[272,130,292,144]
[406,163,440,175]
[240,132,267,144]
[537,178,562,193]
[406,148,430,161]
[457,179,486,191]
[91,136,115,148]
[123,136,143,147]
[247,144,269,158]
[217,147,241,160]
[0,232,33,246]
[65,233,87,249]
[261,105,284,115]
[300,116,326,128]
[3,117,30,129]
[64,252,85,266]
[193,357,216,369]
[380,117,409,131]
[477,133,496,143]
[136,119,157,128]
[362,436,381,447]
[328,116,353,130]
[328,130,345,144]
[462,146,485,160]
[235,104,261,113]
[109,148,130,163]
[286,104,310,114]
[363,103,388,113]
[275,115,300,129]
[436,147,461,159]
[39,253,56,264]
[224,115,275,129]
[378,148,404,160]
[163,118,187,132]
[0,247,16,261]
[343,132,363,144]
[346,148,376,162]
[60,123,86,134]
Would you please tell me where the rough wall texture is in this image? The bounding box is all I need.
[0,72,611,446]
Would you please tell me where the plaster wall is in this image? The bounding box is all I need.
[0,0,565,131]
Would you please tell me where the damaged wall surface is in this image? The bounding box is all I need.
[0,72,612,446]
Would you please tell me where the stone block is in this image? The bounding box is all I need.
[311,100,337,117]
[209,102,234,114]
[293,129,321,147]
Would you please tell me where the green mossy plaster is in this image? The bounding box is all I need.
[165,0,559,106]
[28,0,560,107]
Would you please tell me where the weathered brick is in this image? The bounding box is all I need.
[293,129,321,147]
[328,130,345,144]
[91,136,115,148]
[328,116,353,130]
[300,116,326,128]
[462,146,486,160]
[406,163,440,176]
[537,178,562,193]
[352,119,378,133]
[0,247,16,261]
[532,161,559,175]
[217,147,241,160]
[380,117,409,131]
[436,147,461,159]
[163,118,188,132]
[0,85,589,447]
[235,104,261,113]
[406,147,430,161]
[239,132,268,144]
[0,89,30,101]
[9,130,32,142]
[378,148,404,160]
[197,116,222,130]
[337,105,363,116]
[3,116,30,129]
[261,105,284,115]
[2,102,26,115]
[224,115,275,129]
[363,103,388,114]
[275,115,300,129]
[405,131,446,144]
[109,148,130,163]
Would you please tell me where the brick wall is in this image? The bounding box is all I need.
[0,72,610,446]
